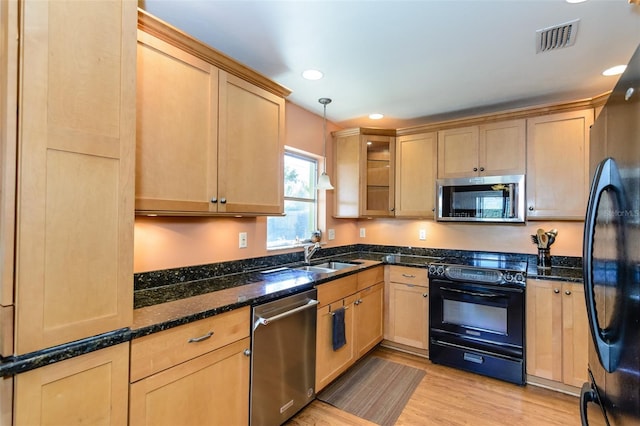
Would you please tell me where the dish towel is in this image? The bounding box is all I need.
[332,307,347,351]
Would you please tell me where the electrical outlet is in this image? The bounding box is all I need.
[419,229,426,240]
[328,229,335,240]
[239,232,248,248]
[359,228,366,238]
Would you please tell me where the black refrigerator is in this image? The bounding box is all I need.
[580,44,640,426]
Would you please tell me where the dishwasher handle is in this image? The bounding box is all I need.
[256,299,319,328]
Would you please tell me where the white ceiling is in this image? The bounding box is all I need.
[140,0,640,129]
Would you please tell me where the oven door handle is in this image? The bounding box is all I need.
[439,286,504,299]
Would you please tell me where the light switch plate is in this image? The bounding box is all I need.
[239,232,248,248]
[359,228,366,238]
[328,229,335,240]
[419,229,426,240]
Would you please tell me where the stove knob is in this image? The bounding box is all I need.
[428,265,436,274]
[515,273,524,283]
[504,272,513,282]
[437,266,444,275]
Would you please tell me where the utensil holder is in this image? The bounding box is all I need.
[537,248,551,269]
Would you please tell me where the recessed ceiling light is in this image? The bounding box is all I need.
[602,65,627,76]
[369,113,384,120]
[302,69,323,80]
[566,0,587,3]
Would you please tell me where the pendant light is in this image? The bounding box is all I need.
[317,97,334,190]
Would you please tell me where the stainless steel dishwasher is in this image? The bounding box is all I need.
[250,288,318,426]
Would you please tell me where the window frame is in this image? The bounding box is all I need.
[266,150,319,250]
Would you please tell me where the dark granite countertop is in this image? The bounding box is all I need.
[131,257,383,338]
[1,244,583,378]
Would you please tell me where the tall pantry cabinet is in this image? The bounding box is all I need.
[1,0,136,423]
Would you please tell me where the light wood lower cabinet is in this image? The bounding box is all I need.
[354,282,384,358]
[385,266,429,354]
[130,338,250,426]
[130,307,251,425]
[315,294,357,392]
[315,266,384,391]
[526,279,588,389]
[14,343,130,425]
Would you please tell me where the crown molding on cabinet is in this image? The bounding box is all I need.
[395,92,609,136]
[137,8,291,98]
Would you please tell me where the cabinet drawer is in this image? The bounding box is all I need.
[389,265,428,286]
[317,275,358,307]
[357,266,384,290]
[131,306,250,382]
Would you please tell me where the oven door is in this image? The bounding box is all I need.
[429,279,524,356]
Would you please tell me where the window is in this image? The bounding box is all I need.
[267,152,318,249]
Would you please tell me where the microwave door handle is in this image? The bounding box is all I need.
[508,184,515,218]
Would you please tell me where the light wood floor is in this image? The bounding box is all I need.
[287,346,581,426]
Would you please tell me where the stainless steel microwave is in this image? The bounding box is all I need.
[436,175,525,223]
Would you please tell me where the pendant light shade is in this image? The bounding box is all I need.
[317,97,334,190]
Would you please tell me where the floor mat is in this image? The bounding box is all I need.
[317,355,425,426]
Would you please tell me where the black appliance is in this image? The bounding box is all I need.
[428,256,527,385]
[580,45,640,425]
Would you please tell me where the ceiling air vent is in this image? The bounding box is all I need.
[536,19,579,53]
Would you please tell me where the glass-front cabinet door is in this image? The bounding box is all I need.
[361,135,395,217]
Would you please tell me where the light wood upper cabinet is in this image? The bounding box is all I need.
[218,72,284,215]
[437,126,479,178]
[526,109,593,219]
[526,279,588,388]
[437,120,526,179]
[15,0,136,354]
[135,11,287,216]
[135,30,219,213]
[395,132,437,218]
[334,129,396,218]
[15,343,130,425]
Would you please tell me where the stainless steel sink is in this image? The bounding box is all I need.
[296,265,338,273]
[314,261,359,270]
[295,261,361,273]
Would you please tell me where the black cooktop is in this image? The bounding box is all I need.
[433,256,528,273]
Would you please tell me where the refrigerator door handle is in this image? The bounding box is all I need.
[583,158,626,373]
[580,382,610,426]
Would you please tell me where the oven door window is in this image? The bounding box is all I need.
[443,298,507,335]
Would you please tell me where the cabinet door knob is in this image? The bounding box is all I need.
[211,197,217,203]
[422,293,428,298]
[220,198,227,204]
[528,206,534,211]
[554,288,560,294]
[390,208,395,212]
[479,167,485,172]
[565,290,572,295]
[473,167,478,172]
[243,349,251,357]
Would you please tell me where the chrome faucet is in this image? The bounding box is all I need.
[304,242,321,264]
